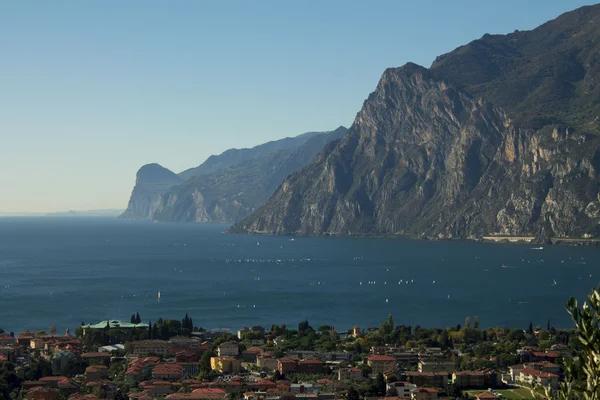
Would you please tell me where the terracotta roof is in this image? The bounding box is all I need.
[81,352,111,358]
[521,368,559,378]
[40,376,69,382]
[416,388,438,393]
[299,358,323,364]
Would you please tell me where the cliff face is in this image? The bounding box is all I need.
[121,127,347,223]
[230,27,600,239]
[120,164,183,220]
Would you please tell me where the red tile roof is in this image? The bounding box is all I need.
[521,368,559,378]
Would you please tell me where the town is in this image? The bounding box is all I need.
[0,315,574,400]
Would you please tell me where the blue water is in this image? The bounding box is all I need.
[0,217,598,334]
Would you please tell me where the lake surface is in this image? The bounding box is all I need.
[0,217,598,334]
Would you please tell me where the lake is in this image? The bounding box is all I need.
[0,217,597,334]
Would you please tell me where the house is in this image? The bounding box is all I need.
[279,358,299,375]
[508,364,525,382]
[153,363,184,381]
[39,376,69,389]
[257,354,279,370]
[418,360,455,373]
[0,334,16,346]
[531,351,560,363]
[26,387,59,400]
[519,369,559,390]
[243,346,264,362]
[452,371,486,389]
[86,365,109,382]
[17,331,35,347]
[387,381,417,398]
[177,350,199,363]
[368,355,397,374]
[290,384,321,394]
[218,342,239,357]
[129,340,170,357]
[339,367,364,381]
[211,357,241,374]
[405,372,448,388]
[525,361,561,375]
[85,381,117,399]
[81,352,111,363]
[474,393,498,400]
[411,388,437,400]
[238,326,266,339]
[297,358,324,374]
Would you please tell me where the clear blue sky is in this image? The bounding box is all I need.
[0,0,594,212]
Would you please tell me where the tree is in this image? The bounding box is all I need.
[130,314,136,324]
[473,316,479,329]
[347,387,360,400]
[547,319,551,331]
[464,317,470,329]
[527,321,533,335]
[560,286,600,399]
[374,373,386,396]
[135,312,141,324]
[49,325,56,335]
[199,351,212,374]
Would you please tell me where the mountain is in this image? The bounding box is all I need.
[229,5,600,240]
[120,163,184,220]
[121,127,347,223]
[178,131,328,180]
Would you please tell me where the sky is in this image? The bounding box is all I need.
[0,0,595,212]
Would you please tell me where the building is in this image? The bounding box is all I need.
[238,326,266,339]
[519,369,559,390]
[411,388,437,400]
[153,363,185,381]
[81,352,111,363]
[508,365,524,382]
[218,342,239,357]
[405,372,448,388]
[297,358,324,374]
[387,381,417,398]
[86,365,109,382]
[211,357,241,374]
[129,340,170,357]
[368,355,397,375]
[418,360,455,373]
[278,358,299,375]
[339,367,364,381]
[82,320,149,333]
[17,332,35,347]
[0,334,16,346]
[452,371,486,389]
[352,326,361,337]
[242,346,264,362]
[257,355,279,370]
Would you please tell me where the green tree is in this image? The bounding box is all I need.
[49,325,56,335]
[560,286,600,399]
[464,317,470,329]
[347,386,360,400]
[527,321,533,334]
[199,351,212,374]
[473,316,479,329]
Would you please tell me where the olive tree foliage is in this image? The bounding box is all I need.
[556,287,600,400]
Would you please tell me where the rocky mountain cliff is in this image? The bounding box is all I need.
[120,163,183,220]
[121,127,347,223]
[229,5,600,240]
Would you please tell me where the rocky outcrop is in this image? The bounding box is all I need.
[229,4,600,239]
[120,164,183,220]
[121,127,347,223]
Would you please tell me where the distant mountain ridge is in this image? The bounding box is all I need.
[120,127,347,223]
[229,4,600,240]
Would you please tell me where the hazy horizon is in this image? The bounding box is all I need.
[1,0,594,212]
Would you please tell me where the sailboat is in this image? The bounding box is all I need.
[157,291,161,301]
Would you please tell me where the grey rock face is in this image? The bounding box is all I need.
[230,63,600,239]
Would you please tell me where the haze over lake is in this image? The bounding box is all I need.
[0,217,597,334]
